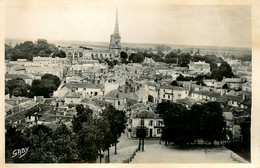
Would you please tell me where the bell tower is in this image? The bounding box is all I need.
[109,8,121,55]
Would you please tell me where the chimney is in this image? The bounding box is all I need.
[242,94,246,100]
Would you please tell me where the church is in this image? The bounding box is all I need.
[62,9,122,62]
[109,8,122,56]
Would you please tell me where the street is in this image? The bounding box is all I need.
[106,132,248,163]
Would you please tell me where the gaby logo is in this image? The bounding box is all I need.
[12,147,29,158]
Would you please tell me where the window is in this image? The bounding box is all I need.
[149,120,153,126]
[118,101,120,105]
[163,94,165,98]
[168,95,170,99]
[94,92,98,96]
[157,129,161,134]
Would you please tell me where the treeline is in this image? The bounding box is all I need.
[5,74,61,98]
[156,101,226,146]
[165,51,233,81]
[120,49,233,81]
[156,101,250,146]
[5,39,66,61]
[6,104,127,163]
[227,54,252,62]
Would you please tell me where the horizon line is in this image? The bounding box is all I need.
[5,37,251,50]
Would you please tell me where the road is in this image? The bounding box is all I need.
[106,132,248,163]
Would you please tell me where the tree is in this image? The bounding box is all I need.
[72,104,93,133]
[156,102,192,145]
[29,79,55,98]
[156,101,226,146]
[5,126,29,163]
[52,123,78,162]
[29,74,61,98]
[5,39,56,61]
[41,74,61,89]
[5,43,13,60]
[72,105,114,162]
[23,124,57,163]
[240,117,250,147]
[199,102,226,145]
[171,80,179,86]
[128,53,145,63]
[5,78,28,97]
[101,104,127,155]
[196,81,206,86]
[120,51,128,59]
[222,83,229,89]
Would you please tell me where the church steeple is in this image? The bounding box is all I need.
[114,8,119,35]
[109,8,121,54]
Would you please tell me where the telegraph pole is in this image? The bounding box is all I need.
[138,117,145,151]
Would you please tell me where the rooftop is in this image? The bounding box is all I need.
[6,74,32,79]
[160,85,187,91]
[192,90,221,97]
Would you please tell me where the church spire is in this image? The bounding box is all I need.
[109,8,121,54]
[114,8,119,34]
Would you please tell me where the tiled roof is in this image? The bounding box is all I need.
[176,98,197,107]
[133,110,160,119]
[216,95,243,103]
[104,90,125,99]
[160,85,187,91]
[65,92,82,98]
[224,78,245,83]
[192,90,220,97]
[65,83,102,89]
[6,74,32,79]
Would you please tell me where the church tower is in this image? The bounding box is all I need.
[109,8,121,55]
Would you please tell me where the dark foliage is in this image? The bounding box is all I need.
[156,101,226,146]
[5,39,56,61]
[5,78,29,97]
[29,74,61,98]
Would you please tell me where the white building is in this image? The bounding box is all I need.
[159,85,189,102]
[188,61,210,75]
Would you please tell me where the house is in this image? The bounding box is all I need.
[192,84,212,92]
[80,98,108,115]
[25,106,44,126]
[159,85,189,103]
[203,79,223,88]
[103,90,127,111]
[176,98,197,109]
[64,92,82,104]
[33,56,71,66]
[26,66,65,79]
[217,93,251,109]
[61,83,104,98]
[5,74,33,85]
[223,78,246,90]
[191,90,220,102]
[143,82,159,103]
[143,57,155,65]
[65,76,84,83]
[223,112,234,129]
[242,82,251,92]
[188,61,210,75]
[129,110,163,138]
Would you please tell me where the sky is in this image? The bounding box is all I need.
[4,0,251,48]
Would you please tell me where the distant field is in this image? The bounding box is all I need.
[5,38,251,57]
